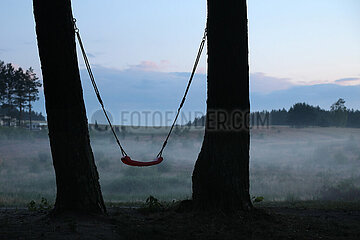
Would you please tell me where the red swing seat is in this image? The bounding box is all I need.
[121,156,164,167]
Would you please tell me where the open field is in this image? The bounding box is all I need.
[0,126,360,205]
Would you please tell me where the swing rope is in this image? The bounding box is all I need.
[156,28,207,158]
[73,18,127,157]
[73,18,207,165]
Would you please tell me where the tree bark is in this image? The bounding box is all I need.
[192,0,253,211]
[33,0,106,214]
[28,100,32,131]
[18,104,22,127]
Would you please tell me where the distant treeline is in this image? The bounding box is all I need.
[191,98,360,128]
[0,108,45,121]
[0,60,45,121]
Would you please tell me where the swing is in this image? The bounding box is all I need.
[73,18,207,167]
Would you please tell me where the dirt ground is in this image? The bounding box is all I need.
[0,203,360,240]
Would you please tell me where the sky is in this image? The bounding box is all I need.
[0,0,360,121]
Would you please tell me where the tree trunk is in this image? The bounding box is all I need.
[18,104,22,127]
[28,100,32,131]
[192,0,252,211]
[33,0,106,214]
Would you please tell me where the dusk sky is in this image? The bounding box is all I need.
[1,0,360,119]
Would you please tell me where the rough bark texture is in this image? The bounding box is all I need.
[192,0,253,211]
[33,0,106,214]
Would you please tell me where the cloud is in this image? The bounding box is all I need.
[251,84,360,111]
[296,80,333,85]
[76,65,206,109]
[127,60,171,72]
[335,77,360,82]
[250,72,293,93]
[31,65,360,121]
[334,77,360,86]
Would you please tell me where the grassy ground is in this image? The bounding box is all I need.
[1,201,360,239]
[1,125,360,205]
[1,126,360,239]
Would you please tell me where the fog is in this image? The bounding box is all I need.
[1,125,360,205]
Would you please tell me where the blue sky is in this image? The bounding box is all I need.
[249,0,360,84]
[0,0,360,120]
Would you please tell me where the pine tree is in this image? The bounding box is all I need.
[331,98,348,127]
[33,0,106,214]
[24,67,41,129]
[0,61,6,107]
[192,0,253,211]
[13,68,28,126]
[3,63,16,117]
